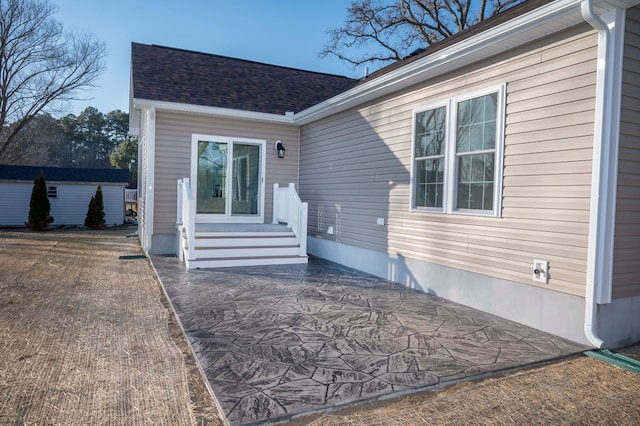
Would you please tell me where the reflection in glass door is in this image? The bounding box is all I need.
[232,143,260,215]
[194,137,264,221]
[197,141,227,214]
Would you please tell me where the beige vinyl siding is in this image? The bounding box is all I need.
[613,6,640,299]
[152,111,299,234]
[300,24,597,297]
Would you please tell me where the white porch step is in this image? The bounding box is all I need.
[185,255,308,269]
[194,234,298,248]
[194,223,291,233]
[180,223,308,269]
[195,230,295,238]
[192,245,301,258]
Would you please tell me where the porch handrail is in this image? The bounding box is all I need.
[176,178,196,261]
[273,183,308,256]
[124,188,138,203]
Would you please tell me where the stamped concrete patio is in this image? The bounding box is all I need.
[151,255,588,425]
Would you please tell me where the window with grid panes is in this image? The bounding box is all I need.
[411,86,504,216]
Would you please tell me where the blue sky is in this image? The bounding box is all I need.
[55,1,357,116]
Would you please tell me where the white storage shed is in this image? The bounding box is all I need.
[0,165,129,227]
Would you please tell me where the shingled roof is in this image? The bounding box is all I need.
[361,0,555,82]
[0,165,129,183]
[131,43,359,115]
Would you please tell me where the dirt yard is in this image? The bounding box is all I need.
[301,347,640,425]
[0,228,221,425]
[0,228,638,425]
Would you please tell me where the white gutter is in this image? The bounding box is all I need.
[132,98,296,125]
[581,0,626,348]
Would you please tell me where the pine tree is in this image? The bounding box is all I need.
[27,170,53,230]
[84,185,106,229]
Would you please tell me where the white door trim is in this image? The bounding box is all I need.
[191,134,266,223]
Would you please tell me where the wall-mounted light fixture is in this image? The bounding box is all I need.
[275,140,286,158]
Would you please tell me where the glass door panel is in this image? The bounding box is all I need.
[197,140,227,214]
[232,143,260,215]
[195,138,263,220]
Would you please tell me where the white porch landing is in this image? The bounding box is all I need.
[182,223,308,269]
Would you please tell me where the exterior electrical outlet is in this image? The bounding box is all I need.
[533,260,549,283]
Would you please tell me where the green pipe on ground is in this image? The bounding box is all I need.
[119,254,147,260]
[584,349,640,374]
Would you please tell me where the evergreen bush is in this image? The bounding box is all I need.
[84,185,106,229]
[26,171,54,230]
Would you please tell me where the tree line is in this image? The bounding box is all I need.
[0,0,137,184]
[0,107,138,188]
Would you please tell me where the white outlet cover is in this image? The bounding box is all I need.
[533,259,549,283]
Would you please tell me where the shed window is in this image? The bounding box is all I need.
[47,185,58,198]
[411,85,505,216]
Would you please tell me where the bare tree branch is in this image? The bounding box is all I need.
[0,0,107,158]
[319,0,526,72]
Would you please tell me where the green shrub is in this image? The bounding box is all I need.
[26,171,54,230]
[84,185,106,229]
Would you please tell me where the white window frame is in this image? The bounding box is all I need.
[411,101,449,212]
[410,84,506,217]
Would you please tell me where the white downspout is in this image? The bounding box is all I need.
[143,106,156,253]
[581,0,624,348]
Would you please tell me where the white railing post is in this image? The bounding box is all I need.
[176,179,183,228]
[183,178,196,261]
[299,201,308,256]
[287,183,296,229]
[176,179,183,259]
[272,183,280,224]
[176,178,196,262]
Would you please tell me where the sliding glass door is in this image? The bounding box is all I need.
[193,135,265,222]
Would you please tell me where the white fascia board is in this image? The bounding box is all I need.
[128,106,141,137]
[294,0,590,125]
[132,98,296,125]
[594,0,640,13]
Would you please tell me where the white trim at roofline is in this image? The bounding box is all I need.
[132,98,296,125]
[293,0,635,125]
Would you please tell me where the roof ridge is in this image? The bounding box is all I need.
[131,42,360,114]
[134,42,357,81]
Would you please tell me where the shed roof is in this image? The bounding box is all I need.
[0,165,129,184]
[131,43,358,115]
